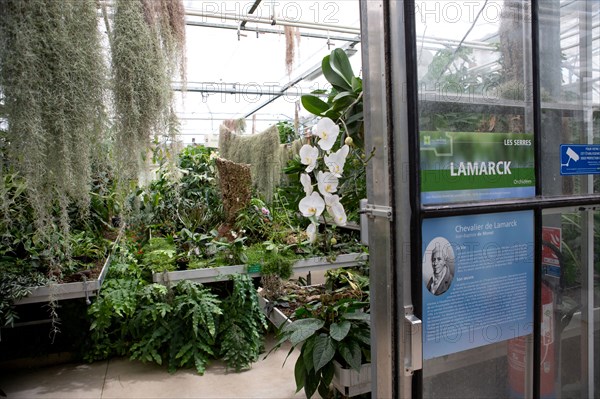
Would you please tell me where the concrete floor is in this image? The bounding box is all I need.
[0,335,309,399]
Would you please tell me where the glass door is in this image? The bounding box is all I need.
[412,1,599,398]
[360,1,598,397]
[415,3,536,397]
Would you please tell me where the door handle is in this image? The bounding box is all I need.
[404,311,422,375]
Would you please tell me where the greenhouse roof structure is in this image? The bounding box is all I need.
[174,0,362,145]
[174,0,598,146]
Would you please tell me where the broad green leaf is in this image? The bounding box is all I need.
[304,369,319,399]
[339,341,362,372]
[318,380,332,399]
[351,77,362,92]
[302,338,316,373]
[330,96,355,113]
[330,321,351,341]
[322,55,352,91]
[294,355,306,392]
[332,91,357,103]
[312,334,335,372]
[284,318,324,346]
[301,95,329,116]
[329,48,354,88]
[321,361,335,386]
[343,311,370,321]
[346,111,363,125]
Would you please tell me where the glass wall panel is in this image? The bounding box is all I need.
[541,208,598,398]
[539,1,600,196]
[416,1,535,205]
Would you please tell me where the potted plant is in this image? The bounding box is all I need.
[270,291,371,399]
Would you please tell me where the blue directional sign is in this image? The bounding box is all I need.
[560,144,600,176]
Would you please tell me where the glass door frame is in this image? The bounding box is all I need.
[360,1,599,398]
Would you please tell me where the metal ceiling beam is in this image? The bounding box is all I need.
[171,81,323,97]
[240,0,262,29]
[186,8,360,35]
[240,44,359,119]
[186,20,360,42]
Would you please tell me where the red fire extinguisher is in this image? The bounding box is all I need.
[507,281,555,398]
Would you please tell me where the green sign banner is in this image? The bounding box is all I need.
[420,131,535,204]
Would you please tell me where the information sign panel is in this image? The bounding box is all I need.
[560,144,600,175]
[422,211,534,360]
[420,132,535,204]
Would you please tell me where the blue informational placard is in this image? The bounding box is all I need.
[560,144,600,175]
[422,211,534,360]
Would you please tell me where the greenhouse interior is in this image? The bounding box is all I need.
[0,1,598,398]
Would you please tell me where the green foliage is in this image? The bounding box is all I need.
[301,48,364,148]
[127,145,222,245]
[266,266,370,398]
[141,237,177,273]
[177,146,222,227]
[129,280,222,374]
[87,241,268,374]
[274,296,371,399]
[325,268,369,293]
[0,170,118,326]
[245,241,296,280]
[298,49,367,222]
[277,121,299,144]
[210,232,249,266]
[86,251,146,360]
[217,274,267,371]
[0,270,47,327]
[234,198,273,242]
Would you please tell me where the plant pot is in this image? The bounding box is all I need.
[332,361,372,397]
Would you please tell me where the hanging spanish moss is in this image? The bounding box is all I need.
[111,0,176,182]
[218,125,300,203]
[284,26,300,76]
[0,0,107,258]
[141,0,187,83]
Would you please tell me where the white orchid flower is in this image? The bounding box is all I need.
[329,202,347,226]
[313,117,339,152]
[324,193,341,208]
[317,171,338,196]
[300,173,313,195]
[299,191,325,218]
[324,144,349,177]
[306,223,317,243]
[323,194,346,226]
[299,144,318,173]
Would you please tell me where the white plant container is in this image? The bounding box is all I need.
[15,228,124,305]
[257,293,290,329]
[152,252,368,285]
[332,361,372,397]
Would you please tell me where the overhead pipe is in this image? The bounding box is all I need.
[185,9,361,36]
[186,20,360,43]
